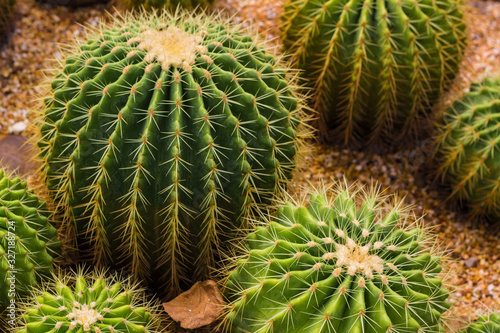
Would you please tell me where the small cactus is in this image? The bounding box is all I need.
[461,311,500,333]
[281,0,466,145]
[435,77,500,221]
[35,10,310,297]
[224,183,452,332]
[17,268,162,333]
[120,0,213,11]
[0,169,61,312]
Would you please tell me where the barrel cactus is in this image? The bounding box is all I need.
[281,0,466,145]
[0,169,61,313]
[18,269,161,333]
[34,11,309,297]
[0,0,15,45]
[461,312,500,333]
[120,0,213,11]
[435,77,500,221]
[224,183,451,332]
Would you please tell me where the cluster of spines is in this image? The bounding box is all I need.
[17,268,161,333]
[280,0,466,144]
[435,77,500,220]
[0,169,61,312]
[34,10,312,297]
[120,0,214,11]
[461,311,500,333]
[222,183,451,333]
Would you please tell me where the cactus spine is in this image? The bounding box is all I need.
[35,10,309,297]
[18,268,161,333]
[224,183,451,332]
[120,0,213,11]
[461,312,500,333]
[0,169,61,313]
[435,77,500,220]
[281,0,466,145]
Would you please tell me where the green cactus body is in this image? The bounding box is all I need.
[281,0,466,145]
[225,184,451,332]
[0,170,61,312]
[18,270,159,333]
[461,312,500,333]
[121,0,213,11]
[436,78,500,220]
[36,11,307,297]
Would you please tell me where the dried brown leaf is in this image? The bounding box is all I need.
[162,280,225,330]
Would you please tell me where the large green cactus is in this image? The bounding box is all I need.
[224,183,451,332]
[461,312,500,333]
[18,269,161,333]
[35,11,309,297]
[0,169,61,313]
[281,0,466,145]
[120,0,213,11]
[435,77,500,221]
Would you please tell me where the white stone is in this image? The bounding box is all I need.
[9,122,26,134]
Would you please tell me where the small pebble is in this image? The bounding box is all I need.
[465,257,479,268]
[8,121,26,134]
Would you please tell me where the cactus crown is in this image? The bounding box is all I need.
[0,169,61,312]
[34,10,311,297]
[280,0,466,145]
[17,268,163,333]
[223,182,452,333]
[435,77,500,220]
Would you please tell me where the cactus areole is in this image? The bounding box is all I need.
[36,12,306,297]
[225,185,451,332]
[281,0,466,145]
